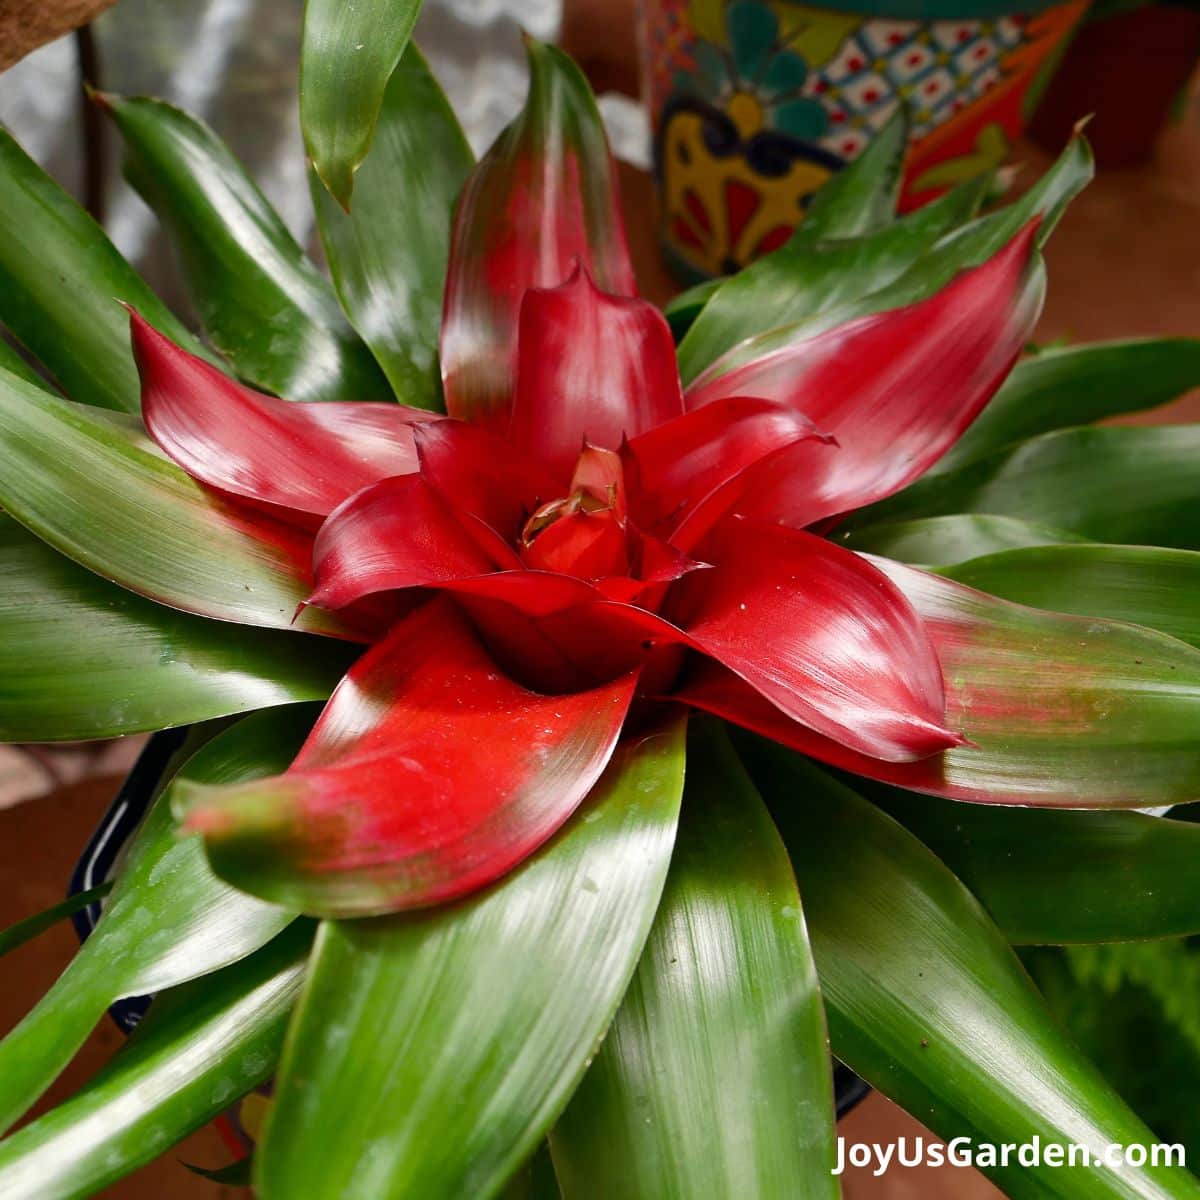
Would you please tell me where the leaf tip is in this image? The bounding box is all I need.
[176,775,305,843]
[84,83,113,112]
[171,779,233,835]
[310,153,357,212]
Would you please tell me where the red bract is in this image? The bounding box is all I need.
[128,81,1044,918]
[131,312,438,530]
[179,598,638,916]
[508,268,684,478]
[439,42,635,432]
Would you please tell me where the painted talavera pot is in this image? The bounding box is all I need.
[638,0,1089,279]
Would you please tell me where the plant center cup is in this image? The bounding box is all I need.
[637,0,1090,280]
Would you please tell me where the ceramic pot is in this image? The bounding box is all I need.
[637,0,1090,279]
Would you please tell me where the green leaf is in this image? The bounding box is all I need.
[552,723,837,1200]
[894,133,1093,295]
[854,425,1200,548]
[752,744,1200,1200]
[935,337,1200,474]
[0,337,52,391]
[255,720,687,1200]
[871,785,1200,944]
[0,709,308,1133]
[663,279,719,342]
[0,885,112,959]
[0,127,204,413]
[0,924,310,1200]
[1026,940,1200,1165]
[301,0,423,208]
[692,559,1200,808]
[798,108,907,241]
[794,135,1090,360]
[667,170,987,352]
[676,173,990,385]
[688,137,1090,389]
[942,544,1200,648]
[0,516,349,740]
[841,513,1086,567]
[1039,943,1200,1050]
[869,557,1200,808]
[103,93,391,403]
[311,46,472,411]
[0,371,344,635]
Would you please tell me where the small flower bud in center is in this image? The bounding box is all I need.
[518,445,630,580]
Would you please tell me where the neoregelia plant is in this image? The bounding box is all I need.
[2,6,1200,1198]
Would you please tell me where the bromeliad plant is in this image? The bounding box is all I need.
[3,6,1200,1198]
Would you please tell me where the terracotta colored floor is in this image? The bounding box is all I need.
[2,24,1199,1200]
